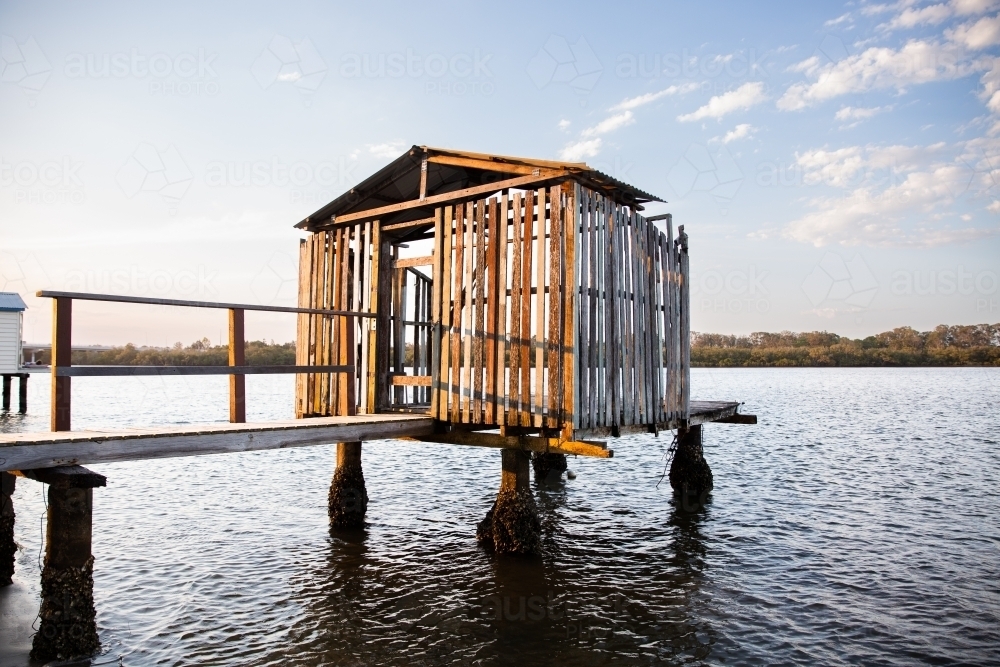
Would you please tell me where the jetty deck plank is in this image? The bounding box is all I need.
[0,414,435,471]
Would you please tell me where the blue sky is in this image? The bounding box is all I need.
[2,0,999,345]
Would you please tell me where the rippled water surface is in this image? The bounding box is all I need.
[2,368,998,666]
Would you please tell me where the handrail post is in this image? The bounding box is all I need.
[229,308,246,423]
[51,297,72,431]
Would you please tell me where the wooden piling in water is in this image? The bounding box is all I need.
[669,425,713,506]
[328,442,367,529]
[19,465,105,661]
[477,449,540,555]
[1,471,14,586]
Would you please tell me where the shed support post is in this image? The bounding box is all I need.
[669,425,713,509]
[26,466,105,661]
[1,471,14,586]
[2,375,10,411]
[477,448,540,554]
[328,442,367,528]
[18,373,27,414]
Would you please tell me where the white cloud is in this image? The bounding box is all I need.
[368,142,406,159]
[677,82,767,122]
[610,83,699,111]
[581,111,634,137]
[711,123,756,144]
[977,57,1000,111]
[835,105,887,121]
[874,0,998,29]
[559,138,602,161]
[777,39,972,110]
[558,119,571,130]
[780,141,1000,246]
[946,14,1000,48]
[825,12,853,27]
[886,3,953,29]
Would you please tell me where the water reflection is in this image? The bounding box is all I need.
[271,475,716,666]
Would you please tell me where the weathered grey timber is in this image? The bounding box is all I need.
[0,414,435,472]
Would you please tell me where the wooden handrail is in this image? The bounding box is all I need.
[36,290,376,317]
[38,291,361,431]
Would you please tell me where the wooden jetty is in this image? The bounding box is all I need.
[0,146,755,661]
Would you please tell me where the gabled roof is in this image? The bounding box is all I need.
[295,145,664,232]
[0,292,27,312]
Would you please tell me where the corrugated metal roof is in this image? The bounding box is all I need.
[295,145,665,231]
[0,293,27,311]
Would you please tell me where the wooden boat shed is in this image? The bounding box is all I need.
[294,145,693,445]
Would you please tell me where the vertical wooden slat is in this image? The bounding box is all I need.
[633,212,647,424]
[579,188,591,429]
[295,238,309,418]
[634,212,645,424]
[659,229,669,424]
[472,199,486,423]
[632,210,645,425]
[434,208,449,418]
[310,233,322,416]
[643,218,655,424]
[353,222,363,411]
[679,224,690,420]
[496,192,509,427]
[594,195,603,426]
[546,184,563,429]
[667,215,678,422]
[519,190,534,427]
[588,189,599,428]
[617,204,630,425]
[533,188,546,428]
[461,200,474,423]
[50,297,72,432]
[509,193,523,426]
[485,197,499,424]
[449,205,464,423]
[319,232,330,414]
[607,197,621,430]
[359,221,371,414]
[561,182,578,439]
[339,227,351,412]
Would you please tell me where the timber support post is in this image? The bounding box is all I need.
[19,465,105,661]
[328,442,368,528]
[6,373,28,413]
[669,425,713,507]
[477,448,540,555]
[18,373,27,413]
[1,471,14,586]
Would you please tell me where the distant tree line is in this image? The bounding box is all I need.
[31,338,297,367]
[29,323,1000,368]
[691,324,1000,366]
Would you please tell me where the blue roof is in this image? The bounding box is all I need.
[0,292,27,312]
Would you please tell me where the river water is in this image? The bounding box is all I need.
[1,368,998,666]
